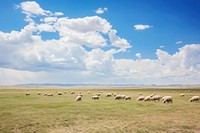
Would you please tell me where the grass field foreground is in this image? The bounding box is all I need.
[0,86,200,133]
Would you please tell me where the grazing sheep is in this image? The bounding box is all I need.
[144,96,151,101]
[189,96,200,102]
[78,93,83,97]
[70,91,75,94]
[121,95,126,99]
[113,93,117,97]
[151,95,162,101]
[106,93,112,97]
[162,96,173,103]
[137,96,145,101]
[44,93,48,96]
[91,95,99,100]
[57,92,62,95]
[75,95,82,101]
[47,93,53,96]
[180,94,185,97]
[96,93,101,96]
[138,92,142,95]
[124,96,131,100]
[37,92,41,95]
[114,95,123,100]
[25,93,30,96]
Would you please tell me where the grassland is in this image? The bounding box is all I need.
[0,86,200,133]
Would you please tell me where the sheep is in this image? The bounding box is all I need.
[162,96,173,103]
[138,92,142,95]
[180,93,185,97]
[91,95,99,100]
[70,91,75,94]
[37,92,41,95]
[114,95,123,100]
[151,95,162,102]
[137,96,145,101]
[113,93,117,97]
[44,93,48,96]
[121,95,126,99]
[124,96,131,100]
[47,93,53,96]
[75,95,82,101]
[57,92,62,95]
[189,96,200,102]
[25,93,30,96]
[96,93,101,96]
[144,96,151,101]
[77,93,83,97]
[106,93,112,97]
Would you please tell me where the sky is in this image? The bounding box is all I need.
[0,0,200,85]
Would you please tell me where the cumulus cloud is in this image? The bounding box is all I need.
[0,1,200,85]
[95,7,108,14]
[134,24,152,31]
[108,29,131,51]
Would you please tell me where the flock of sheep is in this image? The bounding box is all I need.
[25,90,200,103]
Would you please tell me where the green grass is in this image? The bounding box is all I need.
[0,86,200,133]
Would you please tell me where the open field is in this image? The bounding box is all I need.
[0,86,200,133]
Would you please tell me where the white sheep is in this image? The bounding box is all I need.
[78,93,83,97]
[114,95,123,100]
[25,93,30,96]
[96,93,101,96]
[47,93,53,96]
[57,92,62,95]
[162,96,173,103]
[124,96,131,100]
[144,96,151,101]
[75,95,82,101]
[151,95,162,101]
[137,96,145,101]
[180,93,185,97]
[106,93,112,97]
[70,91,75,94]
[138,92,142,95]
[91,95,99,100]
[37,92,41,95]
[121,95,126,99]
[189,96,200,102]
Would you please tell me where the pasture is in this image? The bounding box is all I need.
[0,86,200,133]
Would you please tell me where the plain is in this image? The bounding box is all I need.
[0,86,200,133]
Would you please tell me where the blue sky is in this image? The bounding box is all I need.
[0,0,200,85]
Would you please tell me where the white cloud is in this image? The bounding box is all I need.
[176,41,182,44]
[54,12,64,16]
[43,17,57,24]
[95,7,108,14]
[85,48,115,74]
[134,24,152,31]
[0,1,200,85]
[135,53,141,60]
[108,29,132,51]
[159,45,165,48]
[19,1,51,16]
